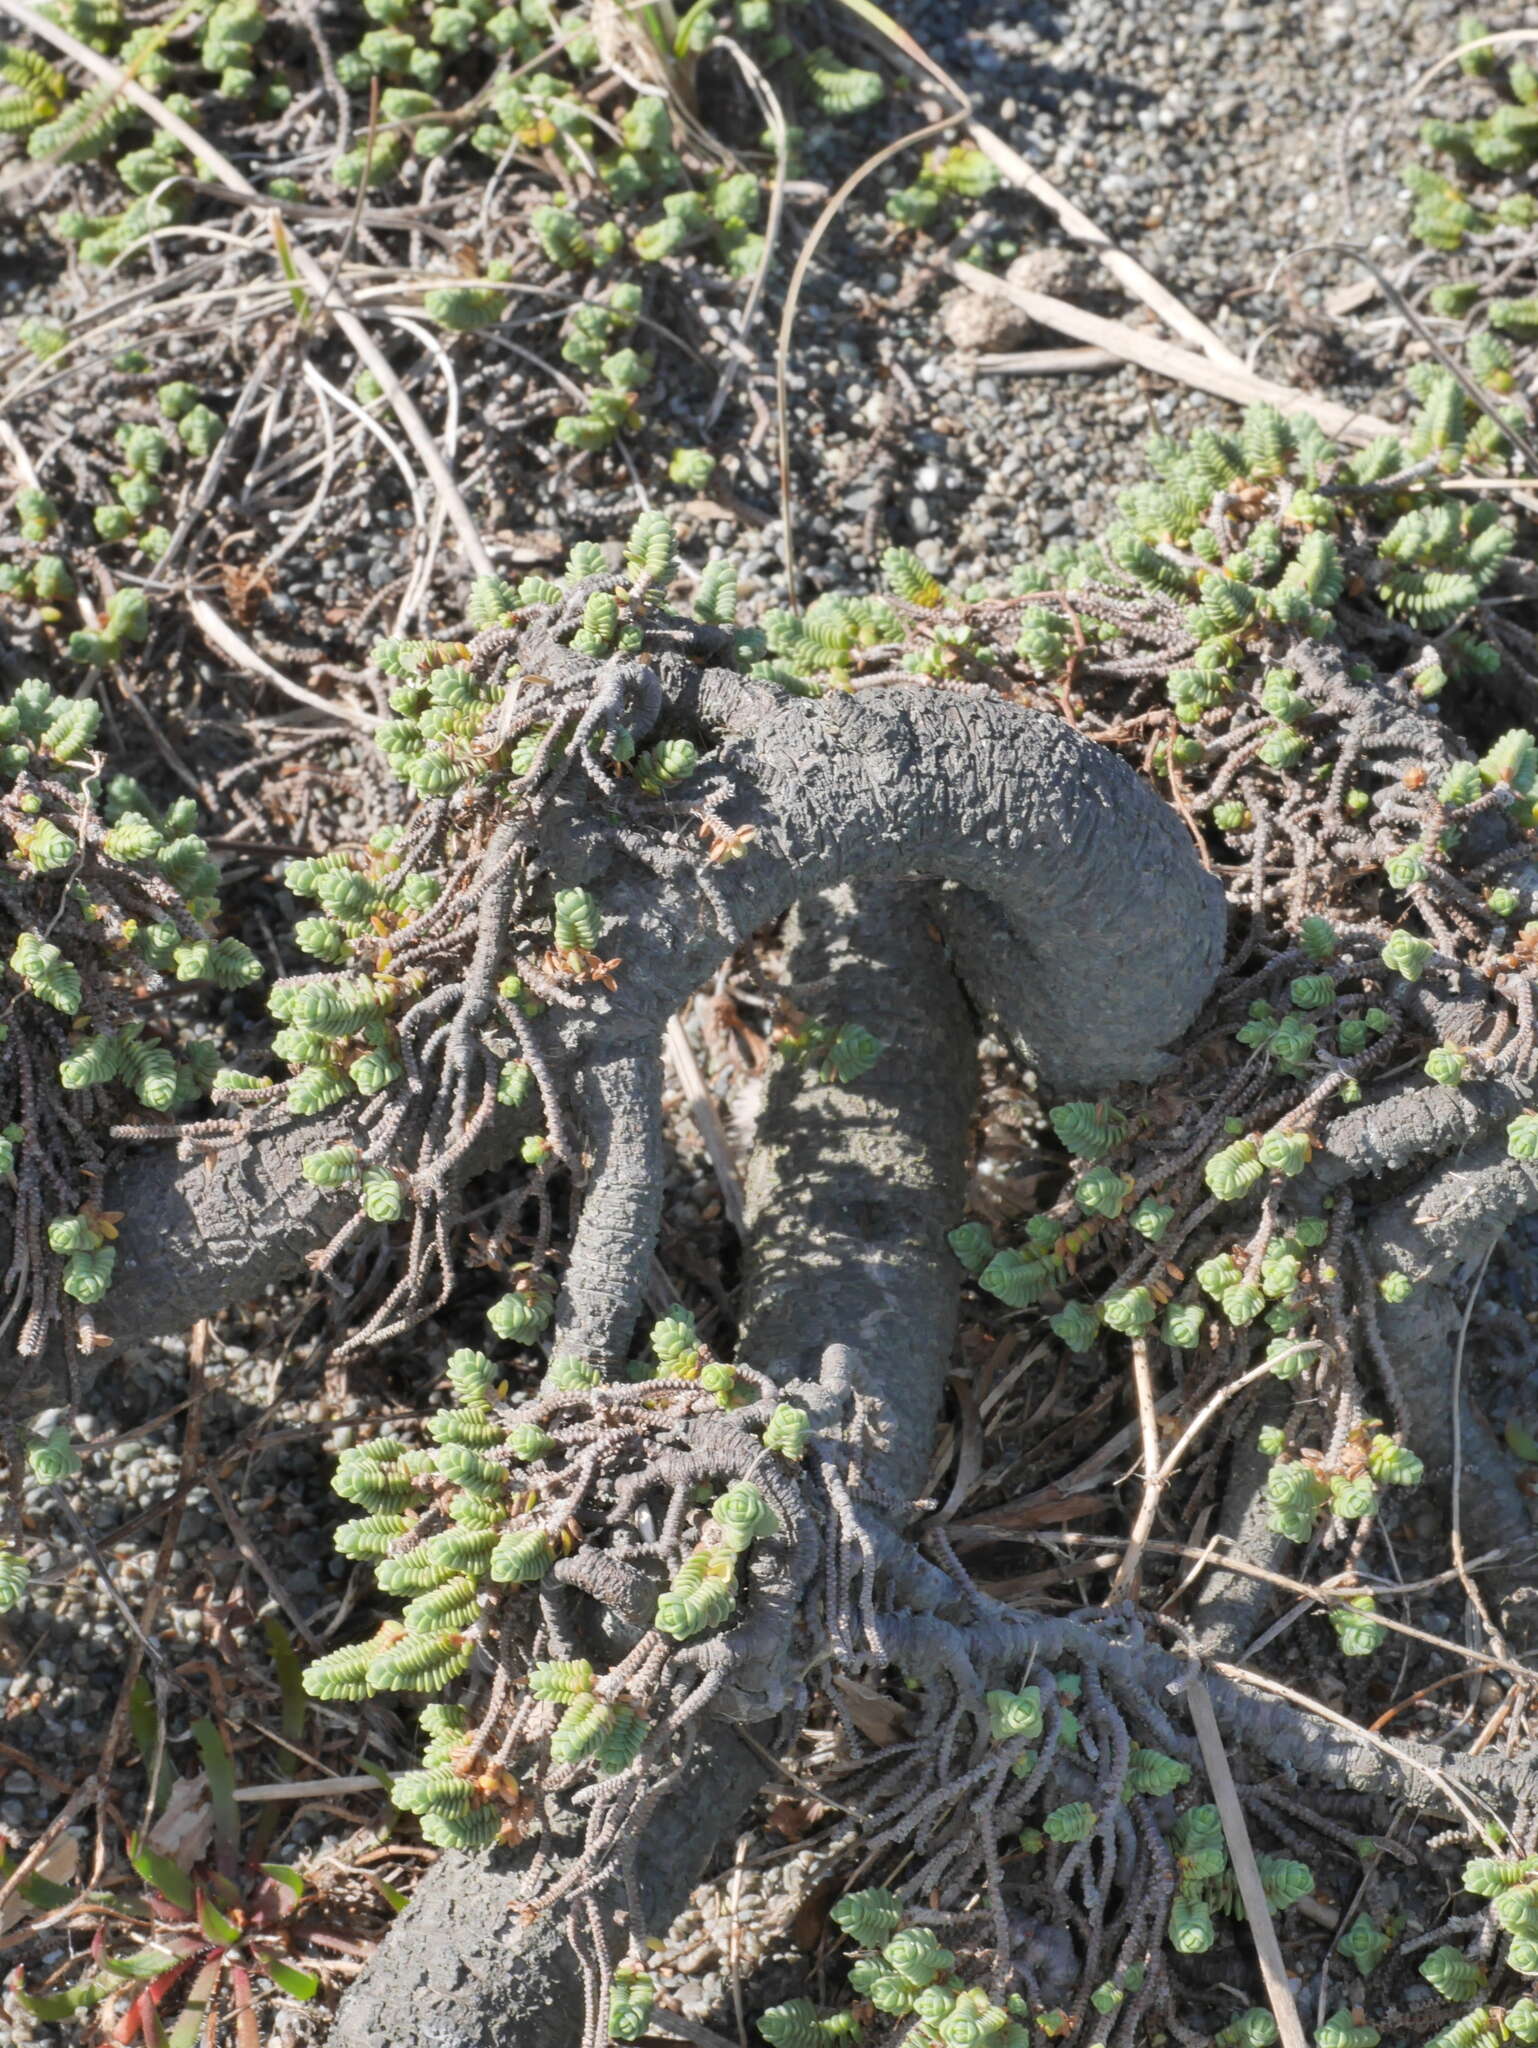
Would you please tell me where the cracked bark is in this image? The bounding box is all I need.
[12,645,1530,2030]
[1367,1139,1538,1640]
[329,878,976,2048]
[1186,1384,1294,1661]
[1195,1129,1538,1657]
[7,678,1224,1399]
[551,1045,667,1367]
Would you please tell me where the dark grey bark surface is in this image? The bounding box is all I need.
[331,879,978,2047]
[1187,1384,1294,1661]
[330,1724,769,2048]
[1359,1106,1538,1637]
[735,881,976,1497]
[18,644,1533,2039]
[15,676,1225,1394]
[1375,1277,1538,1643]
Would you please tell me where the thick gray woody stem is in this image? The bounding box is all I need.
[329,880,977,2048]
[1311,1068,1538,1638]
[12,682,1224,1392]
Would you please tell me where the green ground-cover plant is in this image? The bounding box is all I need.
[2,376,227,611]
[0,663,260,1421]
[885,139,1000,230]
[4,356,1537,2042]
[1404,11,1538,503]
[229,392,1533,2043]
[1411,14,1538,250]
[0,0,887,473]
[2,14,1538,2048]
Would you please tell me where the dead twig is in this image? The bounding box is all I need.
[831,0,1249,371]
[1109,1335,1161,1600]
[1409,27,1538,94]
[1211,1660,1494,1834]
[948,257,1400,443]
[664,1012,745,1234]
[704,37,789,434]
[964,117,1249,374]
[1265,241,1538,479]
[1451,1243,1511,1664]
[775,109,965,606]
[87,1319,210,1879]
[970,346,1121,376]
[203,1471,322,1650]
[0,1772,99,1922]
[1180,1674,1309,2048]
[233,1775,381,1802]
[189,598,381,732]
[726,1830,750,2048]
[1031,1530,1538,1686]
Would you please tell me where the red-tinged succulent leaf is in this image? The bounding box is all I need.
[111,1985,155,2046]
[196,1890,243,1948]
[138,1995,171,2048]
[264,1954,320,2001]
[127,1836,194,1915]
[165,1956,224,2048]
[10,1967,115,2020]
[102,1947,181,1981]
[191,1718,240,1870]
[231,1962,260,2048]
[115,1959,194,2047]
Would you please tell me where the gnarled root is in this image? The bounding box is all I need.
[332,877,978,2047]
[19,671,1224,1406]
